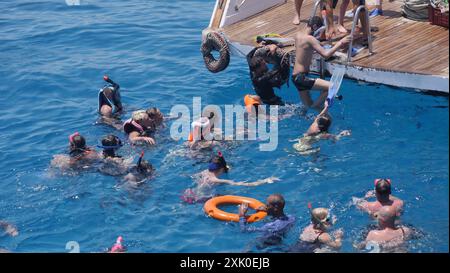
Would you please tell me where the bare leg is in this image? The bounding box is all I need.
[293,0,304,25]
[298,90,314,108]
[324,0,336,40]
[337,0,350,34]
[310,78,330,110]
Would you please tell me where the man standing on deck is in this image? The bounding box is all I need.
[292,16,350,112]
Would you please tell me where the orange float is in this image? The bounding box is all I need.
[204,195,267,223]
[244,94,263,113]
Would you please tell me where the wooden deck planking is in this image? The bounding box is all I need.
[221,0,449,77]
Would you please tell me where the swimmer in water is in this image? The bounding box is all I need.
[51,132,100,170]
[352,179,404,218]
[186,113,222,150]
[295,206,343,253]
[182,152,279,203]
[0,220,18,237]
[108,236,126,253]
[293,101,350,155]
[146,107,165,131]
[98,76,123,130]
[238,194,295,247]
[123,152,155,185]
[98,135,131,176]
[123,110,156,145]
[355,206,412,253]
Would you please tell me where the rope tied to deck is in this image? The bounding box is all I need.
[201,31,230,73]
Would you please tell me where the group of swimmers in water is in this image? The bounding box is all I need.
[0,14,412,253]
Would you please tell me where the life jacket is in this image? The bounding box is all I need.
[123,118,145,135]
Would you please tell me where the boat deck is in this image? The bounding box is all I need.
[220,0,449,78]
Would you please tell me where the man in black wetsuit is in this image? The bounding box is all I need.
[247,43,289,106]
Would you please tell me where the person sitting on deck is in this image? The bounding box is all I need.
[247,41,290,106]
[238,194,296,247]
[123,110,156,145]
[0,220,18,237]
[293,100,351,155]
[355,206,412,252]
[294,206,343,253]
[181,152,279,204]
[352,178,404,218]
[292,16,350,112]
[98,75,123,130]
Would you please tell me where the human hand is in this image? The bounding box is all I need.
[143,137,156,145]
[262,176,280,184]
[339,35,351,47]
[267,44,278,55]
[239,203,249,216]
[364,190,375,199]
[334,229,344,239]
[339,130,351,137]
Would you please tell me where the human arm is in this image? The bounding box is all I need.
[318,229,343,249]
[211,176,280,187]
[128,131,155,145]
[311,35,350,59]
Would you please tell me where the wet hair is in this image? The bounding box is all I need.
[375,179,392,196]
[317,113,332,132]
[249,56,265,71]
[69,135,87,156]
[132,110,149,123]
[137,159,154,175]
[209,155,228,172]
[146,107,163,121]
[307,16,324,33]
[102,135,121,147]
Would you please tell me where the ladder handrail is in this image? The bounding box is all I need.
[309,0,323,23]
[347,5,373,64]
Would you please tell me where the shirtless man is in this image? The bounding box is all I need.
[357,206,412,252]
[353,178,404,218]
[292,16,350,112]
[293,101,351,155]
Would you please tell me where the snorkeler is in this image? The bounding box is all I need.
[0,220,18,237]
[51,132,100,170]
[123,110,156,145]
[146,107,165,131]
[355,205,412,252]
[123,151,155,185]
[292,16,350,112]
[295,205,343,253]
[181,152,279,204]
[238,194,295,247]
[293,101,350,155]
[108,236,126,253]
[352,178,404,218]
[186,113,222,150]
[98,75,123,129]
[97,135,131,176]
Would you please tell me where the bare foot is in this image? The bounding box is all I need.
[292,14,300,25]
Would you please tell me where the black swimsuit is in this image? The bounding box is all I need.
[292,73,317,91]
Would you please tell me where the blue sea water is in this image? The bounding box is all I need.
[0,0,448,253]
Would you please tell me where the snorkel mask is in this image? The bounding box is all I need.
[98,135,123,150]
[374,178,391,187]
[308,202,333,229]
[208,151,229,173]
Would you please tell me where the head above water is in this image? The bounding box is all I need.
[375,179,392,198]
[132,110,152,128]
[208,152,229,173]
[146,107,164,126]
[266,194,285,217]
[249,56,268,76]
[101,135,122,157]
[311,207,332,229]
[69,132,86,151]
[136,159,154,175]
[317,113,332,133]
[307,16,324,35]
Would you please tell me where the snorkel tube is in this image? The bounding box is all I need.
[137,151,145,169]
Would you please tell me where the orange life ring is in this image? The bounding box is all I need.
[204,195,267,223]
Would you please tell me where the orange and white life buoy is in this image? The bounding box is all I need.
[204,195,267,223]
